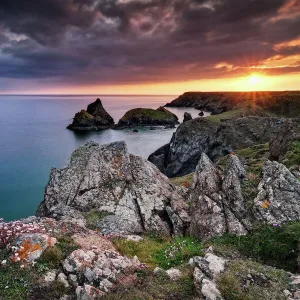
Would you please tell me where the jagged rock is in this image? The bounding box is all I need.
[37,141,189,236]
[67,98,114,131]
[189,153,248,240]
[183,112,192,122]
[190,254,226,280]
[191,253,225,300]
[269,120,296,161]
[253,160,300,224]
[149,117,296,177]
[117,107,179,127]
[63,248,141,294]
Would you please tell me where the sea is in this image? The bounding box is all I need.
[0,95,208,221]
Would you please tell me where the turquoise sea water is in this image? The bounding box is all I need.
[0,95,203,221]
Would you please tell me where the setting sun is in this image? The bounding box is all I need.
[248,74,262,85]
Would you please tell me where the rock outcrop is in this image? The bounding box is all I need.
[117,107,179,128]
[36,141,189,236]
[253,160,300,224]
[190,252,226,300]
[183,112,192,122]
[67,99,114,131]
[149,117,298,178]
[189,153,249,240]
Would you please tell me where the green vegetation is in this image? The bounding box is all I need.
[0,235,78,300]
[121,108,175,121]
[282,140,300,168]
[217,260,289,300]
[84,209,114,230]
[207,109,245,123]
[170,173,194,187]
[210,222,300,272]
[38,246,62,269]
[113,235,203,270]
[102,266,197,300]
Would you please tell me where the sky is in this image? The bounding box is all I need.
[0,0,300,94]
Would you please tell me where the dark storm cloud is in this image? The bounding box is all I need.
[0,0,299,85]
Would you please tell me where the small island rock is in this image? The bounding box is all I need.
[183,112,192,122]
[67,98,114,131]
[117,107,179,128]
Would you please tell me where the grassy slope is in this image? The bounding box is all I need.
[120,108,175,121]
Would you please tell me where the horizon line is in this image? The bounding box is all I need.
[0,90,299,97]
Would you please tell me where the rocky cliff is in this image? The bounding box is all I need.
[149,116,300,178]
[67,99,114,131]
[165,91,300,117]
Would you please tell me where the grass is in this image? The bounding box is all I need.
[210,222,300,272]
[170,173,194,188]
[83,209,114,230]
[102,266,197,300]
[217,260,289,300]
[121,108,176,121]
[282,140,300,168]
[113,234,203,270]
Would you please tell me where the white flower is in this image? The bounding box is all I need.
[1,260,7,265]
[20,265,25,269]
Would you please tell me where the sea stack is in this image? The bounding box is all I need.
[67,98,114,131]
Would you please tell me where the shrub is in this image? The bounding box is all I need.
[38,246,62,269]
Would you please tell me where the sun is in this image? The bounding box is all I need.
[248,74,262,85]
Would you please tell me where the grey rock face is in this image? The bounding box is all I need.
[191,253,226,300]
[37,141,189,235]
[67,99,114,131]
[189,153,249,240]
[149,117,293,178]
[253,160,300,224]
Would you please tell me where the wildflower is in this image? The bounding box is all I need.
[1,260,7,266]
[261,200,270,209]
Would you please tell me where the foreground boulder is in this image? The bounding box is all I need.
[36,141,189,236]
[149,117,297,178]
[253,160,300,224]
[67,99,114,131]
[189,153,249,240]
[117,107,179,128]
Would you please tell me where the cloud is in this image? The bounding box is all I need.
[0,0,299,88]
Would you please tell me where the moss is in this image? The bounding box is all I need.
[84,209,114,230]
[120,108,175,121]
[170,173,194,187]
[113,235,203,270]
[102,266,197,300]
[282,140,300,168]
[38,246,63,269]
[55,235,79,259]
[217,260,289,300]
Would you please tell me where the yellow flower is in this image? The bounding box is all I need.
[261,200,270,209]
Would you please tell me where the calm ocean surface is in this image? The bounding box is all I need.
[0,95,204,221]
